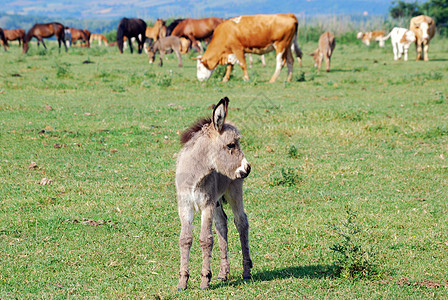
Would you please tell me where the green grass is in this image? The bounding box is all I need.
[1,39,448,298]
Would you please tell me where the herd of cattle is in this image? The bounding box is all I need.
[357,14,436,62]
[0,13,437,81]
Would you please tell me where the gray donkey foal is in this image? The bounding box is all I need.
[147,35,183,67]
[176,97,252,290]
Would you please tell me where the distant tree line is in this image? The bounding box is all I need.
[389,0,448,34]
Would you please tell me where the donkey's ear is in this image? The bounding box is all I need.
[212,97,229,132]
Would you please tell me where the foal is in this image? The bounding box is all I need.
[176,97,252,290]
[147,36,183,67]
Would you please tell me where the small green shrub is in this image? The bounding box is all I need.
[157,75,172,88]
[55,63,72,78]
[270,167,302,187]
[287,145,299,158]
[295,71,306,82]
[328,207,378,279]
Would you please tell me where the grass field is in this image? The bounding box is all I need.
[1,37,448,299]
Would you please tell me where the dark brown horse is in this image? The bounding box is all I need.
[0,28,8,51]
[23,23,67,53]
[117,18,146,54]
[83,29,91,48]
[171,17,223,52]
[3,28,25,48]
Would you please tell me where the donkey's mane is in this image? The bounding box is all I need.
[180,117,212,145]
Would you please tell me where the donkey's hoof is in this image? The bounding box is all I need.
[243,276,251,280]
[218,276,228,281]
[177,288,185,291]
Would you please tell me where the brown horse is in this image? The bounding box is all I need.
[145,19,166,43]
[171,17,224,52]
[23,23,67,53]
[0,28,8,51]
[90,33,108,46]
[166,19,184,36]
[3,28,25,48]
[83,29,91,47]
[68,27,89,47]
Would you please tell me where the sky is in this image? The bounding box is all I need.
[1,0,397,20]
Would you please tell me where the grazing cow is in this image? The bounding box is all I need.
[176,97,252,290]
[309,32,336,72]
[90,33,109,46]
[117,18,147,54]
[196,14,298,83]
[147,36,183,67]
[171,17,224,52]
[0,28,8,51]
[382,27,416,61]
[248,37,303,68]
[3,28,25,47]
[410,15,436,61]
[357,31,386,47]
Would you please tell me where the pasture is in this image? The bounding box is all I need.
[1,38,448,298]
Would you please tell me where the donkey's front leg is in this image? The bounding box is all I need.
[199,205,214,289]
[178,206,194,290]
[214,198,230,280]
[159,50,164,67]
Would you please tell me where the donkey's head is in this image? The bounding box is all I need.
[180,97,251,180]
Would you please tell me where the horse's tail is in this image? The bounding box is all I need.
[116,23,124,53]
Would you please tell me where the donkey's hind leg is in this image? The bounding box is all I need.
[225,180,252,279]
[178,205,194,290]
[174,48,183,67]
[214,198,229,280]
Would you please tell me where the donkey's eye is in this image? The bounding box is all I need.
[227,143,236,149]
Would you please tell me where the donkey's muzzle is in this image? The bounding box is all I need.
[236,158,251,179]
[240,163,251,178]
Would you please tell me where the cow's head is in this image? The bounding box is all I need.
[196,56,215,81]
[414,21,431,42]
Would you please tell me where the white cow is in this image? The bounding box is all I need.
[382,27,416,61]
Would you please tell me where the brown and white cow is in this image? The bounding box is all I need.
[309,32,335,72]
[410,15,436,61]
[196,14,298,83]
[357,31,386,47]
[382,27,416,61]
